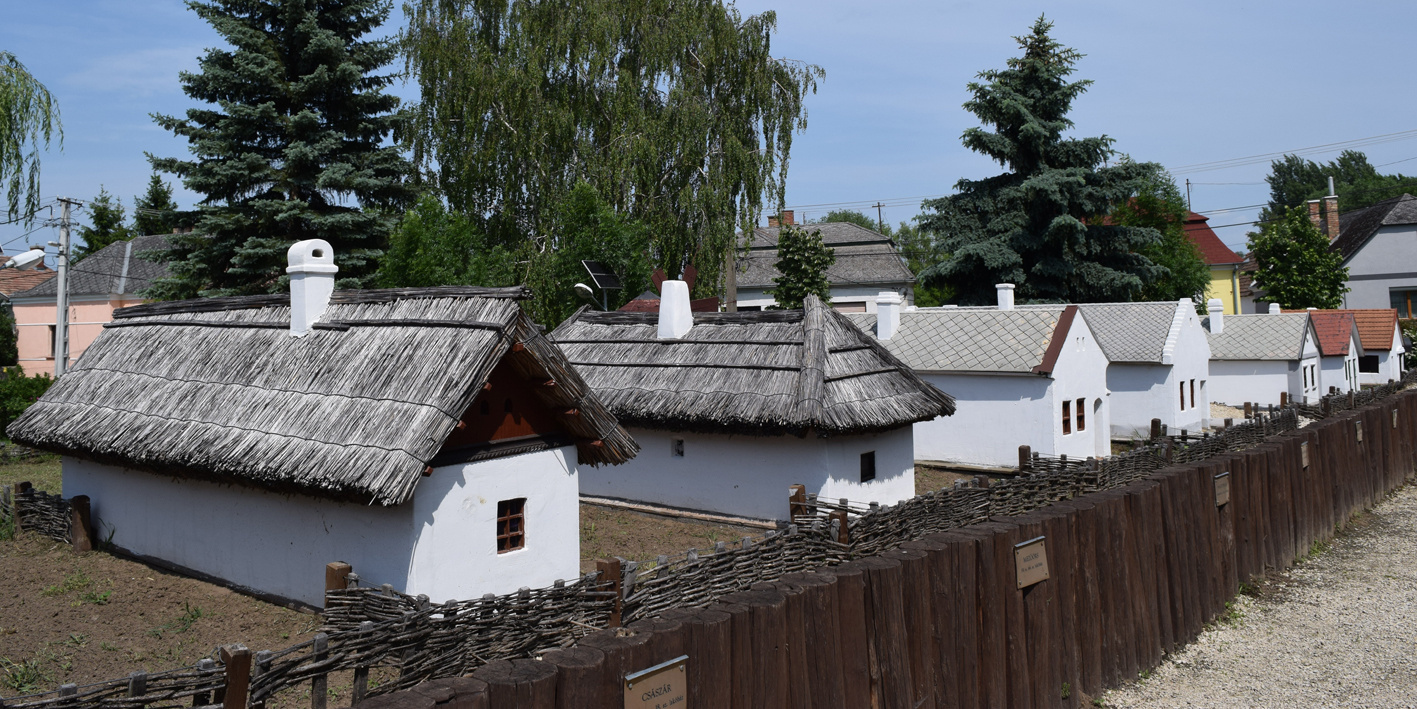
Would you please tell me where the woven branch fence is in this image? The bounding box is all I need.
[3,371,1413,709]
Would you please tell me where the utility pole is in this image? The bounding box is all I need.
[1185,179,1192,212]
[872,202,885,233]
[54,197,79,378]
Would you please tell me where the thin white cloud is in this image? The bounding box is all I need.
[65,46,203,96]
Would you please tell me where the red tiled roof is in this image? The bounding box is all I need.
[1340,309,1399,351]
[0,267,54,297]
[618,294,720,313]
[1286,310,1358,357]
[1183,212,1244,266]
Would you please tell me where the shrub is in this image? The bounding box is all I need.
[0,367,53,432]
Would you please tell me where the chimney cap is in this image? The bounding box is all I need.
[288,239,338,275]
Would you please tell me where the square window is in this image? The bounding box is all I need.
[496,498,526,553]
[1062,399,1072,435]
[1075,397,1086,432]
[671,438,685,457]
[859,451,876,483]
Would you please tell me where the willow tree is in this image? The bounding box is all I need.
[918,17,1164,305]
[402,0,822,294]
[1,52,62,224]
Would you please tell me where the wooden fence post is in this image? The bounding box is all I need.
[127,671,147,700]
[1019,445,1032,471]
[1150,419,1162,441]
[788,484,808,520]
[69,496,93,552]
[309,634,328,709]
[1279,392,1287,407]
[324,562,352,597]
[220,644,251,709]
[13,481,31,531]
[1244,402,1252,419]
[595,557,623,628]
[829,510,850,545]
[351,622,373,706]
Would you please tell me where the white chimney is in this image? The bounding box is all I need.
[876,291,903,340]
[1207,298,1224,334]
[996,283,1015,311]
[1268,303,1281,315]
[657,279,693,339]
[287,239,338,337]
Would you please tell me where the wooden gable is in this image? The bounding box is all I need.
[435,354,572,464]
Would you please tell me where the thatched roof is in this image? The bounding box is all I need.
[550,295,954,437]
[7,286,638,506]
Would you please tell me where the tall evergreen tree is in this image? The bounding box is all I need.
[770,224,834,309]
[402,0,822,294]
[149,0,415,299]
[1247,205,1349,309]
[132,173,179,236]
[73,187,132,262]
[917,17,1164,305]
[1260,150,1413,222]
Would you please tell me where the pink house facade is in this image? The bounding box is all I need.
[10,234,169,377]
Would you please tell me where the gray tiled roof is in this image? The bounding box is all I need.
[1333,194,1417,263]
[848,306,1067,374]
[14,233,171,298]
[1203,313,1312,360]
[738,222,914,289]
[1077,302,1179,363]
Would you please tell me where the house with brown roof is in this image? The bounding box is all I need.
[734,213,915,313]
[850,284,1111,468]
[1185,212,1248,315]
[1347,308,1406,385]
[1300,309,1362,394]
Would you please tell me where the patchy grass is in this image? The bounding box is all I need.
[579,503,761,573]
[0,454,62,494]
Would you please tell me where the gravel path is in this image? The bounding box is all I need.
[1105,483,1417,708]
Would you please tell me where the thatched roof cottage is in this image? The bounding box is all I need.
[850,285,1112,469]
[1077,300,1212,437]
[8,240,636,608]
[550,280,954,521]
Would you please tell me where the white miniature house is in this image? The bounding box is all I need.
[1203,303,1321,407]
[851,284,1113,469]
[8,241,637,608]
[1077,300,1212,437]
[551,282,955,522]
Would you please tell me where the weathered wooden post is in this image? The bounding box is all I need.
[220,644,251,709]
[1244,402,1253,419]
[324,562,352,597]
[829,510,850,545]
[1224,418,1233,428]
[1018,445,1032,471]
[127,671,147,703]
[309,633,329,709]
[788,484,808,520]
[68,495,93,552]
[1150,418,1162,441]
[350,621,374,706]
[595,558,623,627]
[13,481,31,531]
[1279,392,1288,407]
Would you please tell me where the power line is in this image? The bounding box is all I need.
[1168,128,1417,175]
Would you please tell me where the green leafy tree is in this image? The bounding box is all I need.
[917,17,1164,305]
[814,209,882,232]
[0,367,52,432]
[73,187,133,262]
[1,52,61,225]
[811,210,952,306]
[132,173,180,236]
[0,307,17,367]
[770,224,834,309]
[1110,162,1210,303]
[376,193,518,289]
[402,0,822,295]
[1247,205,1349,309]
[149,0,416,299]
[1260,150,1413,222]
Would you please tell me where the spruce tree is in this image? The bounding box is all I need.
[770,225,834,310]
[149,0,415,299]
[74,187,132,262]
[917,17,1164,305]
[132,173,179,236]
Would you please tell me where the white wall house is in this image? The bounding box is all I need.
[1342,309,1407,386]
[7,241,638,609]
[849,285,1112,469]
[1078,300,1212,437]
[1203,305,1321,407]
[552,284,955,521]
[733,217,915,313]
[1299,309,1363,395]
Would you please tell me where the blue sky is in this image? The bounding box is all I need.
[4,0,1417,260]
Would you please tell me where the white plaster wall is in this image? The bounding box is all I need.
[1208,360,1300,407]
[578,427,915,520]
[736,285,912,313]
[1106,364,1173,437]
[408,447,581,601]
[1340,225,1417,310]
[915,373,1053,468]
[1360,328,1406,386]
[63,458,415,608]
[1048,316,1112,459]
[1318,339,1360,395]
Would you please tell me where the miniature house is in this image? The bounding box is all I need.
[1342,309,1406,386]
[1298,309,1363,395]
[7,240,637,608]
[1078,300,1212,437]
[1203,303,1321,407]
[850,285,1112,469]
[551,282,954,521]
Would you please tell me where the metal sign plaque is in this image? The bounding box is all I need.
[1214,472,1231,507]
[1014,536,1049,589]
[624,655,687,709]
[1301,442,1309,468]
[1356,420,1363,443]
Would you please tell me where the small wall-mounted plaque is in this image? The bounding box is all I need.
[1214,472,1231,507]
[1014,536,1049,589]
[1356,420,1364,443]
[624,655,688,709]
[1301,441,1310,468]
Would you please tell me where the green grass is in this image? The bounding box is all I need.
[0,454,62,495]
[41,571,91,597]
[0,656,51,693]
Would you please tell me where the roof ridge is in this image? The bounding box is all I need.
[115,286,533,319]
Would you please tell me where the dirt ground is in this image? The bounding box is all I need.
[915,463,985,493]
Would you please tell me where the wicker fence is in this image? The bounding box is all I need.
[2,372,1413,709]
